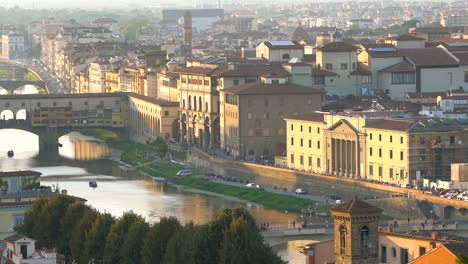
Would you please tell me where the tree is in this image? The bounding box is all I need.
[120,218,150,264]
[57,202,89,258]
[69,208,98,264]
[457,254,468,264]
[150,137,168,156]
[141,217,181,264]
[219,217,284,264]
[83,213,115,262]
[162,222,199,264]
[104,212,142,264]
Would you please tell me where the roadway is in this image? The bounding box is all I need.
[0,57,65,94]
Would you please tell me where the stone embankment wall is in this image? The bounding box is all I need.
[187,149,468,215]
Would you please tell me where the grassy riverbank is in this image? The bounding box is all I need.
[79,129,330,214]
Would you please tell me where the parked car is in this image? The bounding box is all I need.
[401,184,413,189]
[246,183,256,189]
[335,200,342,205]
[295,188,308,195]
[255,185,265,191]
[176,170,192,176]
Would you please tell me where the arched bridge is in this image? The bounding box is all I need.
[0,80,47,94]
[0,93,180,160]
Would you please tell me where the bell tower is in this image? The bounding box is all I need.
[330,198,382,264]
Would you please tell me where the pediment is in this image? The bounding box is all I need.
[328,119,359,134]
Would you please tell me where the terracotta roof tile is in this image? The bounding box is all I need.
[367,48,458,66]
[284,112,325,122]
[221,82,323,96]
[127,93,179,106]
[212,64,291,77]
[379,61,415,73]
[330,199,383,214]
[176,67,217,75]
[315,42,358,52]
[0,171,41,178]
[386,34,425,41]
[3,234,32,243]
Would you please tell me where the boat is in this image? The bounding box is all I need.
[7,150,14,158]
[151,177,168,183]
[89,181,97,188]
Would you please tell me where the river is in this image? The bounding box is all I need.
[0,128,317,263]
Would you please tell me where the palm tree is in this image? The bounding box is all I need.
[457,254,468,264]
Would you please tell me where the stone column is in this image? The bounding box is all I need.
[331,139,336,173]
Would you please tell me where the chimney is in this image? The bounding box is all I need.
[431,233,438,240]
[387,226,393,233]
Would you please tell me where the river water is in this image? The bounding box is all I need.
[0,128,316,263]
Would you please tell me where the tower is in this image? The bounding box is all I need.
[330,199,382,264]
[183,11,192,57]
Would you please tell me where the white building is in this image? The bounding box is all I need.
[256,41,304,62]
[1,33,24,59]
[2,234,65,264]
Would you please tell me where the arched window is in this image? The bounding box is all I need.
[183,99,186,109]
[188,96,192,110]
[194,96,197,111]
[282,53,290,60]
[339,225,346,255]
[361,226,369,249]
[199,97,202,111]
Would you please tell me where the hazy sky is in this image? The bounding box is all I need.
[0,0,223,9]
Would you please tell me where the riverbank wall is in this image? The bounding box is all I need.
[187,149,468,219]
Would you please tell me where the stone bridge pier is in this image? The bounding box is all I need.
[36,127,60,161]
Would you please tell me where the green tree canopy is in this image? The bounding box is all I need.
[141,217,182,264]
[120,218,150,264]
[83,213,115,262]
[104,211,142,264]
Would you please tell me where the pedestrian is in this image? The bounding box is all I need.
[422,223,425,230]
[407,217,410,225]
[425,218,428,224]
[267,223,269,229]
[293,221,296,229]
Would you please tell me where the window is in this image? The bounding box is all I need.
[264,128,270,136]
[326,63,333,70]
[400,248,409,264]
[247,113,252,119]
[370,133,373,140]
[308,156,312,166]
[317,141,321,149]
[248,129,254,136]
[271,79,280,84]
[389,168,394,178]
[277,128,285,135]
[204,80,210,86]
[391,72,415,84]
[300,138,304,147]
[233,79,239,86]
[314,76,325,85]
[164,111,169,116]
[419,246,426,257]
[400,170,404,180]
[291,124,294,131]
[450,136,455,144]
[392,247,397,258]
[317,127,320,134]
[264,113,269,119]
[419,151,425,161]
[309,140,312,148]
[13,214,24,227]
[400,137,404,144]
[340,63,348,70]
[291,137,294,146]
[369,165,373,175]
[419,137,425,144]
[309,126,312,133]
[381,245,387,263]
[317,158,321,167]
[300,155,304,165]
[339,225,346,255]
[390,135,393,143]
[369,147,373,156]
[465,71,468,83]
[379,148,382,158]
[362,75,371,84]
[390,150,393,159]
[379,134,382,141]
[378,166,383,177]
[282,53,290,60]
[360,226,369,249]
[300,125,303,132]
[290,154,295,164]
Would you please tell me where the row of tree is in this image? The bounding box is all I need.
[16,195,284,264]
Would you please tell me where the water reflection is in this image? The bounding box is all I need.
[13,85,40,95]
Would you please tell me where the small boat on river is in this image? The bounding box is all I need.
[7,150,14,158]
[89,181,97,188]
[151,177,168,183]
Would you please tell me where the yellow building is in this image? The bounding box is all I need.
[0,171,53,240]
[285,112,468,185]
[105,71,120,93]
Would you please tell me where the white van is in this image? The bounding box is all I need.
[176,170,192,176]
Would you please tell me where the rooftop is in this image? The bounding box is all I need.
[315,41,358,52]
[0,170,41,178]
[221,82,323,96]
[283,112,325,122]
[386,34,425,41]
[330,199,383,214]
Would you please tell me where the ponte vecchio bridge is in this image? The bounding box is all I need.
[0,93,179,160]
